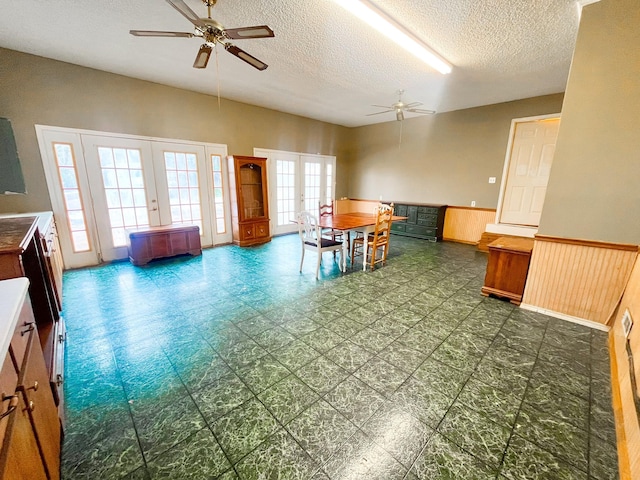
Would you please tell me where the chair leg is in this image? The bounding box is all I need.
[300,246,305,273]
[316,251,322,279]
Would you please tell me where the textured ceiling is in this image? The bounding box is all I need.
[0,0,582,127]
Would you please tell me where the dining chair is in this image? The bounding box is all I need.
[319,200,345,254]
[351,202,394,271]
[297,211,343,279]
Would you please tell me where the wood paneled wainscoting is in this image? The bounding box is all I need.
[521,235,638,326]
[442,206,496,245]
[609,253,640,480]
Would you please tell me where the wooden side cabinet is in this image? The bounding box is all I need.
[0,279,61,480]
[227,156,271,247]
[390,203,447,241]
[481,236,534,305]
[127,224,202,265]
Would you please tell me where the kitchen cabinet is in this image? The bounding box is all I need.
[0,278,60,480]
[0,213,65,419]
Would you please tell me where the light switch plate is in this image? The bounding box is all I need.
[489,177,496,184]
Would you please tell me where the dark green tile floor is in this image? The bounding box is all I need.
[60,234,619,479]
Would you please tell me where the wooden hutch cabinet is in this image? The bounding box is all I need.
[227,156,271,247]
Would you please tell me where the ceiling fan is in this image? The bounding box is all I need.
[367,90,435,121]
[130,0,274,71]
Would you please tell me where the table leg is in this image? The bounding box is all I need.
[341,231,349,272]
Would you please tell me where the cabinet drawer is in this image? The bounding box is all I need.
[417,206,439,215]
[405,225,437,238]
[417,214,438,226]
[395,205,408,217]
[9,300,37,372]
[391,223,406,232]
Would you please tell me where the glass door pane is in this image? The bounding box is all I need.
[152,142,212,246]
[82,135,158,262]
[301,157,322,213]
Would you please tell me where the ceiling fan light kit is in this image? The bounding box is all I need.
[193,44,213,68]
[332,0,452,74]
[130,0,274,71]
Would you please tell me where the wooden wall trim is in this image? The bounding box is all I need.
[445,205,496,212]
[522,239,637,324]
[443,207,496,245]
[609,254,640,479]
[535,234,639,252]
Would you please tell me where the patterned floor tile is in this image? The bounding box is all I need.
[60,235,618,479]
[286,399,357,465]
[146,427,232,479]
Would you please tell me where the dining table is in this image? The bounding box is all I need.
[318,212,407,271]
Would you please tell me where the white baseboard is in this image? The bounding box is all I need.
[519,303,610,332]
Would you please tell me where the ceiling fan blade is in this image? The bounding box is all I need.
[366,110,394,116]
[407,108,436,114]
[193,44,212,69]
[405,102,423,108]
[224,25,275,39]
[225,44,268,70]
[166,0,206,28]
[371,104,392,109]
[130,30,194,37]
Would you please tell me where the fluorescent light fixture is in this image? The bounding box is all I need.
[333,0,452,74]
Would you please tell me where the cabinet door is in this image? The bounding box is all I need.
[0,355,48,480]
[407,206,418,224]
[20,330,60,480]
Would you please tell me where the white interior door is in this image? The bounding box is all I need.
[82,135,159,262]
[499,117,560,226]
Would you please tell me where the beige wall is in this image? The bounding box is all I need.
[347,94,563,207]
[0,48,351,213]
[538,0,640,244]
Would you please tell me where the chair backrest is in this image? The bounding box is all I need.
[319,200,334,218]
[297,211,319,243]
[373,202,394,240]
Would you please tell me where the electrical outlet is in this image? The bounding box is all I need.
[471,201,476,207]
[489,177,496,184]
[623,309,633,337]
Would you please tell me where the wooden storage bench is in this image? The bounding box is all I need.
[126,224,201,266]
[481,236,534,305]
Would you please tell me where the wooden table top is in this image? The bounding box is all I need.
[318,213,406,231]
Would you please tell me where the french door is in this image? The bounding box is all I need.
[37,126,231,267]
[255,148,336,236]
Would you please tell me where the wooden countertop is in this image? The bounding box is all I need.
[0,277,29,357]
[0,216,38,253]
[488,236,535,253]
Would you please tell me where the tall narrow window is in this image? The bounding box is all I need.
[98,147,149,247]
[164,151,202,233]
[53,143,90,252]
[325,163,333,205]
[276,159,296,226]
[211,155,226,234]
